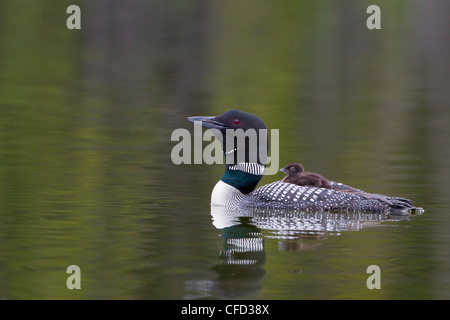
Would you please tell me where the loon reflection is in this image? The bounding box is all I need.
[184,207,415,299]
[210,206,404,238]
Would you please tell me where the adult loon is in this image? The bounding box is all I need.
[188,110,420,213]
[281,162,332,189]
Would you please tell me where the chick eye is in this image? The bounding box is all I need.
[234,119,240,125]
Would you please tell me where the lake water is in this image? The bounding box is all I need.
[0,1,449,300]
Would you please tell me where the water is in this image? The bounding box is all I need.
[0,0,449,299]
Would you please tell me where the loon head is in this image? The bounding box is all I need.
[188,110,268,194]
[280,163,305,176]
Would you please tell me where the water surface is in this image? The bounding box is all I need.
[0,0,449,299]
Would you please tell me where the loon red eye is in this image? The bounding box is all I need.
[234,119,240,124]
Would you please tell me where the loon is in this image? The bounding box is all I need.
[188,110,420,213]
[281,163,332,189]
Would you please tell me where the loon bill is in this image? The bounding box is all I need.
[188,110,422,213]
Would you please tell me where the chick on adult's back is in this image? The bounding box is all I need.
[281,163,332,189]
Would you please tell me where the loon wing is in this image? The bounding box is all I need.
[246,181,421,213]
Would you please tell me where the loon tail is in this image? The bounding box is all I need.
[386,197,423,213]
[330,181,423,214]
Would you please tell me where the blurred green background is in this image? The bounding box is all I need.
[0,0,449,299]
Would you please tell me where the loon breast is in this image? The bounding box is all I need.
[211,180,245,207]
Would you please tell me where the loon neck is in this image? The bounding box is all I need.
[221,162,265,194]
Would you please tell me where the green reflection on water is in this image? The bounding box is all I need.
[0,0,449,299]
